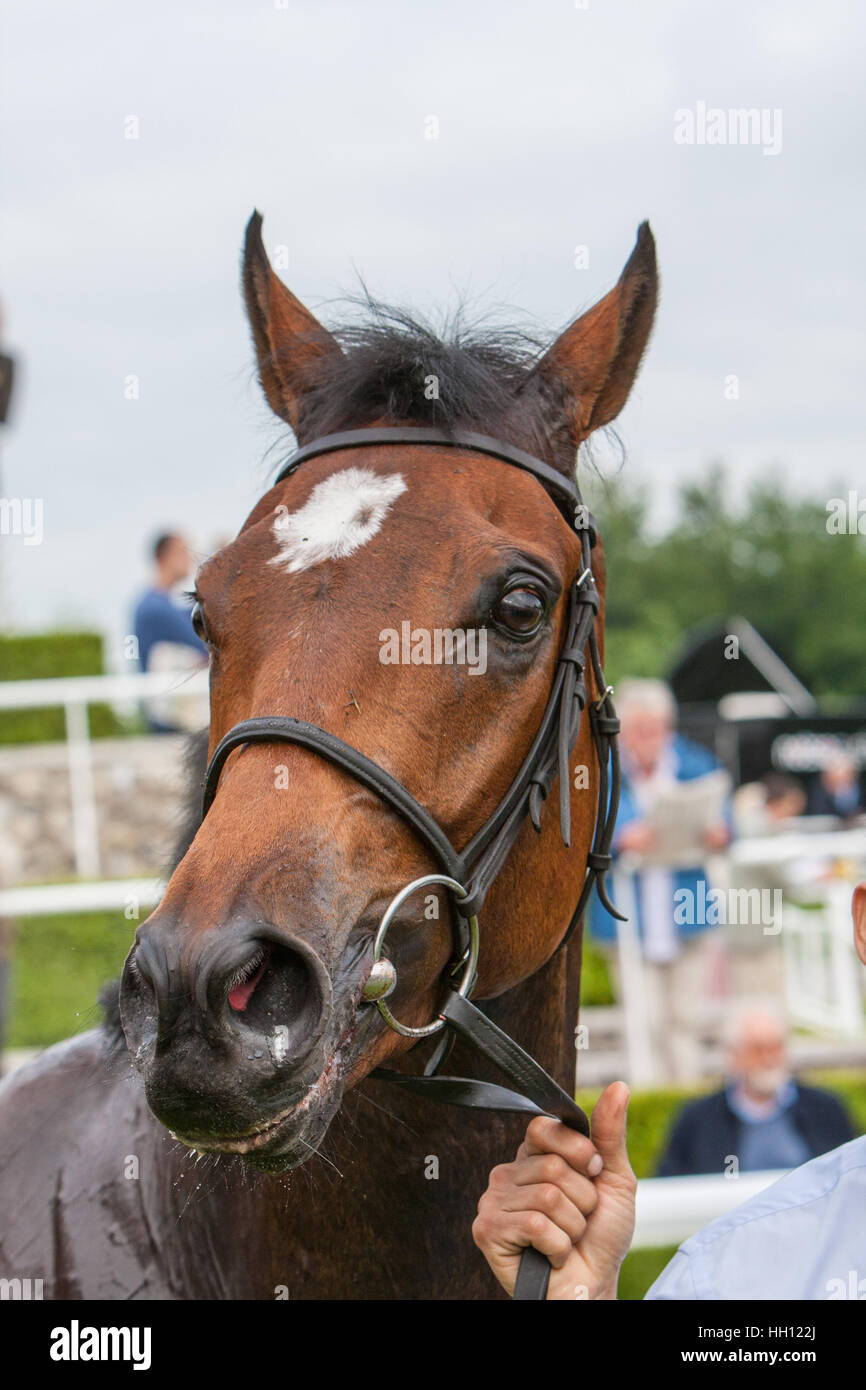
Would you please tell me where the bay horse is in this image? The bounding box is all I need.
[0,214,656,1299]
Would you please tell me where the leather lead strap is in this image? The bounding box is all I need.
[372,991,590,1302]
[373,993,589,1133]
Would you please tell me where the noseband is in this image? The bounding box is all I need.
[201,426,623,1299]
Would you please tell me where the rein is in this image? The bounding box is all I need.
[201,426,624,1300]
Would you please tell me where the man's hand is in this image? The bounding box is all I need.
[472,1082,636,1300]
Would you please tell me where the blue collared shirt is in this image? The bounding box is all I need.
[645,1135,866,1299]
[133,588,207,672]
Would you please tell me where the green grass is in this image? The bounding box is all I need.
[618,1246,679,1300]
[6,911,134,1047]
[579,938,615,1006]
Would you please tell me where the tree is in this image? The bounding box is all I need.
[585,462,866,701]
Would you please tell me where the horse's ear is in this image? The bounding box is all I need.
[533,221,658,447]
[242,211,342,431]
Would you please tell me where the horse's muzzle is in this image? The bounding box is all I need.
[119,917,335,1149]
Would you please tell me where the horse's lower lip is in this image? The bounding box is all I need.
[173,1089,311,1156]
[171,1018,354,1156]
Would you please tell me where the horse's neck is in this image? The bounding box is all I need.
[462,931,581,1091]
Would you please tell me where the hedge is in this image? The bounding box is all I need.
[0,631,138,743]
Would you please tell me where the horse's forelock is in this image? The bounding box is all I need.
[279,298,568,473]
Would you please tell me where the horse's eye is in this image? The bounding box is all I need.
[191,602,209,642]
[491,587,546,638]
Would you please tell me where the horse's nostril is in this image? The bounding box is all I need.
[215,937,326,1061]
[227,949,269,1012]
[123,922,334,1080]
[128,934,165,1003]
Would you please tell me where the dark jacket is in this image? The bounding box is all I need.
[807,782,863,818]
[656,1083,855,1177]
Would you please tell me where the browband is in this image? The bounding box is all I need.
[274,426,596,543]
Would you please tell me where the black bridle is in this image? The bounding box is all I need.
[201,426,624,1300]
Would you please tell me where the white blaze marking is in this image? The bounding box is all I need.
[270,467,408,574]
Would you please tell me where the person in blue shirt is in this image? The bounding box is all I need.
[590,678,732,1082]
[472,880,866,1301]
[132,533,207,732]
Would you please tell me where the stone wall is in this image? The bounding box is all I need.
[0,736,191,884]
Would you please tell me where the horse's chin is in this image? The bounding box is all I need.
[233,1092,345,1174]
[168,1059,348,1173]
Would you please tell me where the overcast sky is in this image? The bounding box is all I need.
[1,0,863,663]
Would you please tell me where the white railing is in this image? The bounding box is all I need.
[0,670,208,880]
[728,830,866,1038]
[610,830,866,1085]
[782,882,865,1037]
[0,878,164,918]
[633,1169,784,1248]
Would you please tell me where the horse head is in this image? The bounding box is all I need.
[119,212,657,1169]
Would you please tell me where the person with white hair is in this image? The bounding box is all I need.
[656,999,853,1176]
[590,678,732,1082]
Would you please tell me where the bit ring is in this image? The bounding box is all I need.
[366,874,479,1038]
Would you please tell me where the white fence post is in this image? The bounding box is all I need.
[781,886,865,1038]
[612,862,656,1087]
[64,699,100,880]
[828,880,863,1036]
